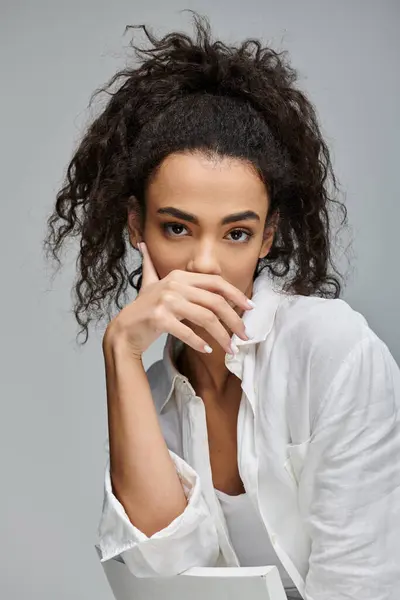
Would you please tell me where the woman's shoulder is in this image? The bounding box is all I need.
[271,294,398,428]
[274,292,374,361]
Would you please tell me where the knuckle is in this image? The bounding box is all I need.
[161,291,175,306]
[204,310,217,325]
[153,304,167,324]
[168,269,181,281]
[165,278,178,291]
[214,295,225,310]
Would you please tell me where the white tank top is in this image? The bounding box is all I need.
[215,488,300,596]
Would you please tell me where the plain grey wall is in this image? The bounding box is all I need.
[1,1,399,599]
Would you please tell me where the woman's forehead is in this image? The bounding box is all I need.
[146,152,269,213]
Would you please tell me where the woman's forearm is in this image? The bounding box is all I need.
[103,332,187,537]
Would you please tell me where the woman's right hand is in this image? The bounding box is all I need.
[103,241,255,359]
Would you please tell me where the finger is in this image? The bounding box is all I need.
[166,318,215,355]
[171,282,249,341]
[139,242,160,288]
[174,272,254,312]
[171,297,235,355]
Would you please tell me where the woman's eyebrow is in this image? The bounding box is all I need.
[157,206,260,225]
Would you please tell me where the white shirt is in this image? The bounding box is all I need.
[97,268,400,600]
[214,487,298,594]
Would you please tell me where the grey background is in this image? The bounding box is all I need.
[1,1,399,599]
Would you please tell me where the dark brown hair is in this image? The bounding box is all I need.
[43,11,349,343]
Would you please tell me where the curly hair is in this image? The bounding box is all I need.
[43,10,348,344]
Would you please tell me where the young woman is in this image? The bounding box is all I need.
[44,12,400,600]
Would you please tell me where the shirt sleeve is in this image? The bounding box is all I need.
[302,333,400,600]
[96,448,220,577]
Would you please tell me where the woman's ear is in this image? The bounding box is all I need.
[127,197,142,249]
[260,211,279,258]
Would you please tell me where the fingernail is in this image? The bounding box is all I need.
[246,299,256,309]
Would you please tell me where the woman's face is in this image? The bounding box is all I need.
[129,151,276,301]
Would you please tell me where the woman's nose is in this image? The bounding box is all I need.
[187,251,222,277]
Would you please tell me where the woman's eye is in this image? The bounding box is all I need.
[228,229,253,243]
[163,223,187,237]
[162,223,253,243]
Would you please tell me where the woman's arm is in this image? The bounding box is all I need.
[97,330,220,576]
[301,333,400,600]
[103,331,187,537]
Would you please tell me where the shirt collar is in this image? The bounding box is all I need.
[159,269,287,412]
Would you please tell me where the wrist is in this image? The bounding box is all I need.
[103,324,143,362]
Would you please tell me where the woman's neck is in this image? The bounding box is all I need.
[176,342,234,399]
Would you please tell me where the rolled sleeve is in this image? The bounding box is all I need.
[302,334,400,600]
[97,449,220,577]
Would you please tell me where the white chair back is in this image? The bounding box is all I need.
[95,545,288,600]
